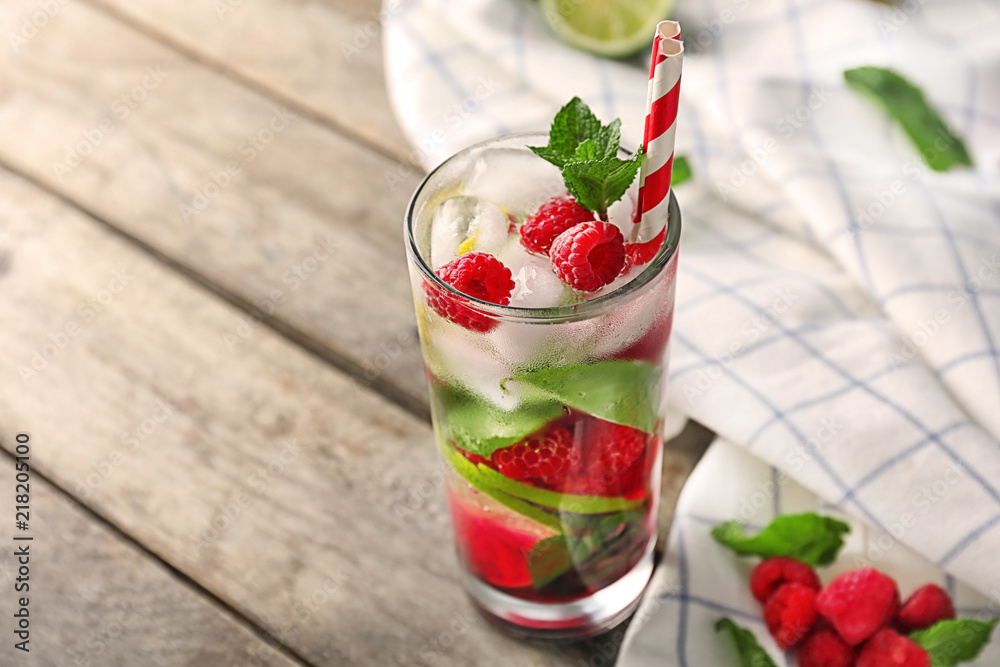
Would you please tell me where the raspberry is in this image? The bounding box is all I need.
[799,627,855,667]
[491,427,580,488]
[520,197,594,255]
[856,629,931,667]
[489,419,652,497]
[896,584,955,633]
[750,557,821,604]
[816,568,900,646]
[549,221,626,292]
[425,252,514,332]
[763,583,819,650]
[590,422,648,474]
[576,421,650,497]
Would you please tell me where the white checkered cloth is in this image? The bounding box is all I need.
[384,0,1000,657]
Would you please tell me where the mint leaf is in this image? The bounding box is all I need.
[843,66,973,172]
[575,139,600,161]
[514,360,661,435]
[530,145,573,170]
[529,97,640,217]
[593,118,622,160]
[429,381,564,458]
[911,618,999,667]
[712,513,850,566]
[715,618,778,667]
[562,155,641,219]
[527,511,643,589]
[526,536,575,589]
[530,97,603,168]
[672,154,692,186]
[572,127,621,162]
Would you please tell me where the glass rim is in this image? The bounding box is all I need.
[404,132,681,323]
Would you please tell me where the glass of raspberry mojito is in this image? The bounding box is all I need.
[404,126,680,637]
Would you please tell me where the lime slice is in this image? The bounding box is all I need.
[540,0,675,58]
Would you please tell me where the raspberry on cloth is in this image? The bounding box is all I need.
[816,569,900,646]
[896,584,957,633]
[750,557,821,604]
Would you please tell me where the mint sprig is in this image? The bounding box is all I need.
[530,97,641,220]
[715,618,778,667]
[843,66,973,172]
[911,618,999,667]
[712,512,850,566]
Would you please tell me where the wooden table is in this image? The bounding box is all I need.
[0,1,712,664]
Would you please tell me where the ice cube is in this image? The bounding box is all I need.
[510,260,569,309]
[424,320,523,410]
[430,196,509,269]
[485,240,582,369]
[464,147,567,220]
[498,239,570,310]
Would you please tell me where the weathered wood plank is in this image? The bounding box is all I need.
[0,169,579,665]
[0,463,300,666]
[0,0,429,414]
[81,0,411,161]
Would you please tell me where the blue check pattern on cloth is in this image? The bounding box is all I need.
[384,0,1000,660]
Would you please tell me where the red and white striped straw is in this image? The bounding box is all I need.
[632,21,684,247]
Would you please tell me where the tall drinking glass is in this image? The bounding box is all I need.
[404,133,680,638]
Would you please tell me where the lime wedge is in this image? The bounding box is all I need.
[541,0,675,58]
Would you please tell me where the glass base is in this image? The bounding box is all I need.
[461,537,656,640]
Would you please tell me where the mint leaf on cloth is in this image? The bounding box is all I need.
[514,359,662,435]
[562,155,642,219]
[712,512,850,566]
[911,618,999,666]
[843,66,973,172]
[715,618,778,667]
[671,154,692,185]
